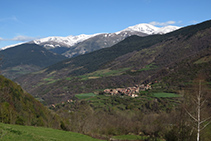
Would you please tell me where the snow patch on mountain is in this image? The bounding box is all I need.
[122,23,159,34]
[1,42,26,50]
[33,33,102,48]
[153,25,181,34]
[118,23,181,35]
[1,23,181,51]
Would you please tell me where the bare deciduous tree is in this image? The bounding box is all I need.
[185,80,211,141]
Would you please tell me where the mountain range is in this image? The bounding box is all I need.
[31,23,180,50]
[14,20,211,105]
[32,23,180,57]
[2,23,180,58]
[0,23,180,79]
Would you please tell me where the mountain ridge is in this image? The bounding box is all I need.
[2,23,180,53]
[32,23,181,50]
[1,23,181,60]
[0,43,67,79]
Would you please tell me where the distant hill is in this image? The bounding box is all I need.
[15,20,211,105]
[0,43,67,79]
[0,75,61,128]
[152,48,211,88]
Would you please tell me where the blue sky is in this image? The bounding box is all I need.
[0,0,211,48]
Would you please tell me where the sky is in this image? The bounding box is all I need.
[0,0,211,48]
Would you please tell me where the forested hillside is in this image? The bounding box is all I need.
[0,75,61,129]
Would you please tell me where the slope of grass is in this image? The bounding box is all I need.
[75,93,96,99]
[194,55,211,64]
[79,68,130,81]
[0,123,103,141]
[138,63,158,71]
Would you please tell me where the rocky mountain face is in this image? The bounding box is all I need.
[62,31,147,58]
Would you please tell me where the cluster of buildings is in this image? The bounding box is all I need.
[103,84,152,98]
[50,83,153,108]
[50,99,74,108]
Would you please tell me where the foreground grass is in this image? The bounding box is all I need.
[0,123,103,141]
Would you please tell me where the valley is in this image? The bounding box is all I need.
[0,20,211,140]
[14,20,211,105]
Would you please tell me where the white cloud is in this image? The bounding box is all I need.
[149,21,177,26]
[190,20,198,24]
[11,35,39,41]
[0,35,39,42]
[0,16,19,22]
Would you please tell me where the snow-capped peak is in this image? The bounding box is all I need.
[118,23,180,35]
[33,33,102,48]
[123,23,159,34]
[1,23,181,51]
[153,25,181,34]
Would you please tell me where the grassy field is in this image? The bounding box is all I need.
[0,123,167,141]
[42,76,61,85]
[79,68,130,81]
[138,63,158,71]
[75,93,96,99]
[0,123,103,141]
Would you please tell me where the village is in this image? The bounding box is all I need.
[103,83,152,98]
[50,83,153,108]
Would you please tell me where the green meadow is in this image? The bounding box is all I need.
[75,93,96,99]
[0,123,103,141]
